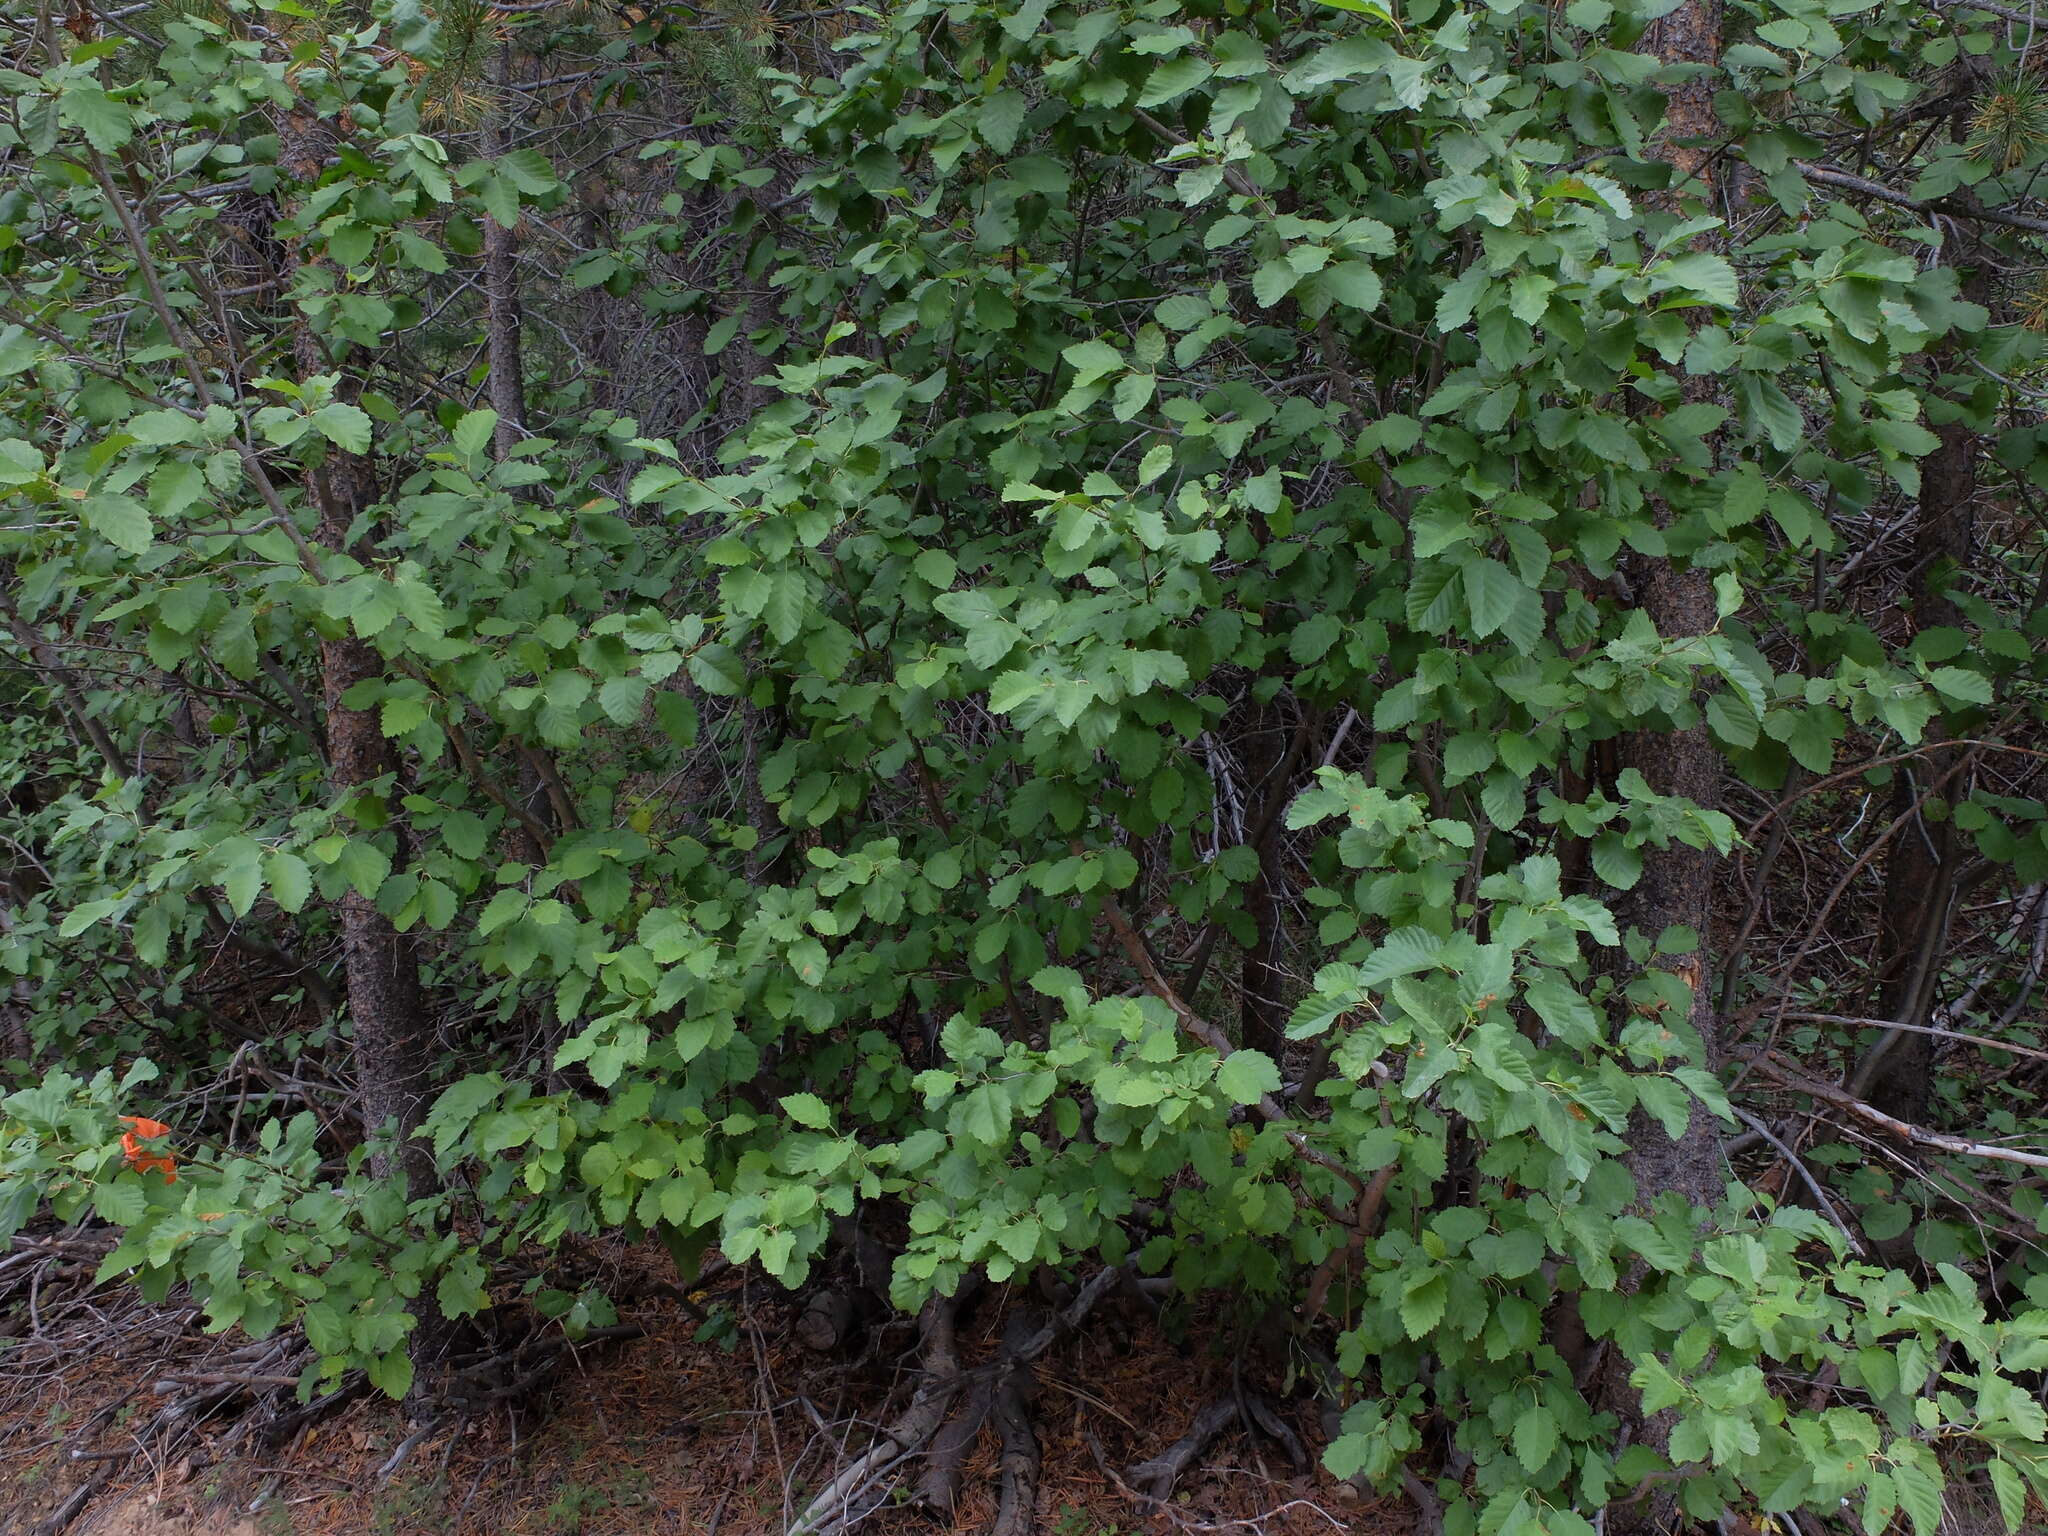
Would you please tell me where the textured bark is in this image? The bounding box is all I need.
[987,1313,1041,1536]
[1864,266,1986,1121]
[280,111,451,1395]
[480,43,528,459]
[1599,8,1727,1531]
[309,482,439,1189]
[1615,0,1728,1215]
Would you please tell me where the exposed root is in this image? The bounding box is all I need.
[1401,1470,1446,1536]
[1127,1399,1240,1503]
[1006,1264,1126,1364]
[1124,1375,1305,1508]
[988,1314,1042,1536]
[788,1265,1126,1536]
[785,1288,967,1536]
[915,1376,992,1516]
[1238,1382,1307,1469]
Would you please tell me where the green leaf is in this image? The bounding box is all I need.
[393,230,448,273]
[60,86,133,152]
[380,694,430,737]
[310,403,373,454]
[337,840,391,900]
[84,493,152,554]
[1891,1453,1944,1536]
[1137,55,1212,108]
[1109,370,1154,421]
[1400,1273,1447,1338]
[976,89,1027,153]
[1062,339,1124,385]
[452,409,498,459]
[1406,561,1460,632]
[440,812,488,861]
[1589,834,1641,891]
[216,838,262,917]
[913,549,957,588]
[1215,1050,1280,1105]
[265,851,313,914]
[1252,259,1300,307]
[126,410,198,445]
[1290,612,1341,664]
[326,222,373,269]
[93,1178,146,1224]
[1508,272,1556,324]
[780,1093,832,1130]
[367,1347,413,1400]
[1461,557,1521,639]
[496,148,558,194]
[1928,666,1992,705]
[599,675,648,725]
[1653,251,1738,308]
[1322,261,1382,311]
[1706,692,1759,750]
[1524,976,1600,1046]
[1988,1459,2027,1534]
[1513,1405,1558,1473]
[704,315,741,356]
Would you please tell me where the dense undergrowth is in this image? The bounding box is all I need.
[4,0,2048,1531]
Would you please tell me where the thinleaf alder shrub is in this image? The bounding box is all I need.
[3,0,2048,1530]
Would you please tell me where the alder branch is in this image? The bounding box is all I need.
[1088,863,1370,1200]
[1774,1011,2048,1066]
[1794,161,2048,238]
[1742,1051,2048,1169]
[1729,1106,1866,1256]
[1936,0,2048,29]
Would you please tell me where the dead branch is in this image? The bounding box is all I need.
[1742,1050,2048,1169]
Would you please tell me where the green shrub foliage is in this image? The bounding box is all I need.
[4,0,2048,1531]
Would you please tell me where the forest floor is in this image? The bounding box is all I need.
[0,1235,1404,1536]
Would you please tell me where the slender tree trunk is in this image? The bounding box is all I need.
[279,110,452,1396]
[1238,694,1288,1060]
[1862,263,1987,1120]
[476,41,563,860]
[480,42,527,458]
[1615,0,1727,1215]
[1600,7,1727,1529]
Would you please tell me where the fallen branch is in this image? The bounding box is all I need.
[31,1467,113,1536]
[1741,1051,2048,1169]
[1126,1376,1304,1508]
[1006,1264,1126,1365]
[1774,1010,2048,1067]
[376,1415,449,1483]
[1401,1471,1446,1536]
[1728,1107,1866,1257]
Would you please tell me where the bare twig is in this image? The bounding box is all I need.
[1742,1051,2048,1169]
